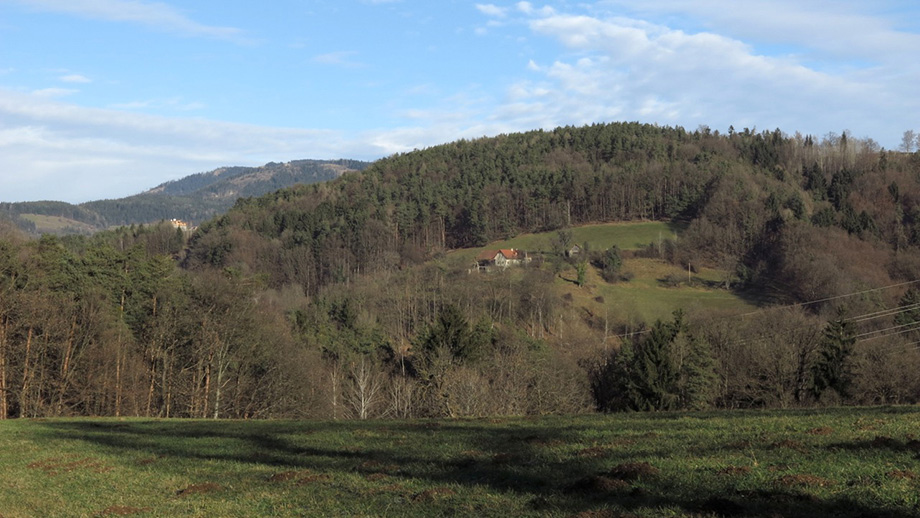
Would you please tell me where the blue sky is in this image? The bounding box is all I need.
[1,0,919,203]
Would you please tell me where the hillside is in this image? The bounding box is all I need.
[0,159,369,235]
[2,122,920,421]
[186,123,920,308]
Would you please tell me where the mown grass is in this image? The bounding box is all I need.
[18,214,97,234]
[593,259,756,324]
[449,221,682,265]
[2,407,919,517]
[445,220,755,325]
[555,257,757,325]
[492,221,684,253]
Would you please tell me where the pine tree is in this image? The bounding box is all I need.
[811,319,856,400]
[676,334,717,410]
[575,261,587,287]
[626,313,682,411]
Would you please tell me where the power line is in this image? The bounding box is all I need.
[736,279,920,318]
[855,321,920,341]
[607,279,920,344]
[850,302,920,323]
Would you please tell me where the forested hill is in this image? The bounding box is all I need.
[4,122,920,420]
[187,122,920,303]
[0,159,369,235]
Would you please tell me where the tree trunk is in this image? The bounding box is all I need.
[213,345,225,419]
[56,313,77,415]
[0,317,7,419]
[145,354,156,417]
[162,350,172,418]
[114,340,123,417]
[202,348,213,419]
[20,327,33,418]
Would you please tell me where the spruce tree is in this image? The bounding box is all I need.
[811,319,856,400]
[626,313,682,411]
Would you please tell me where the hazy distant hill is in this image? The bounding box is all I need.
[0,159,370,235]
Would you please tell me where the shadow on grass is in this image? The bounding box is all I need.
[35,415,920,518]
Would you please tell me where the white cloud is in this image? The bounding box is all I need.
[480,5,920,148]
[60,74,91,83]
[32,87,79,98]
[312,51,365,68]
[0,89,372,202]
[516,2,555,17]
[109,97,206,111]
[475,4,508,18]
[9,0,246,41]
[596,1,919,63]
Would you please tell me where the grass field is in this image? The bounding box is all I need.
[2,407,919,517]
[18,214,97,235]
[448,221,683,264]
[492,221,684,254]
[563,257,758,325]
[445,221,755,325]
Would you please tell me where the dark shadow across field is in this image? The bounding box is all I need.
[35,413,920,517]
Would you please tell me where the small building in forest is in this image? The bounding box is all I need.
[566,244,583,258]
[169,219,189,231]
[474,248,530,271]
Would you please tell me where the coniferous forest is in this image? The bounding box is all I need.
[3,122,920,420]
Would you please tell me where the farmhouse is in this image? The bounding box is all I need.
[475,248,530,271]
[566,244,583,258]
[169,218,190,231]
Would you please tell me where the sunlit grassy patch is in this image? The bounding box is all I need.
[448,221,681,264]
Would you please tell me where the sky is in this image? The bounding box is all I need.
[1,1,919,203]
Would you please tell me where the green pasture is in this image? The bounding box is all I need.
[442,220,756,325]
[560,257,758,325]
[2,407,919,517]
[18,214,97,234]
[449,221,682,265]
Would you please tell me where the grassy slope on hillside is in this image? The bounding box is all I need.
[452,221,683,261]
[19,214,98,234]
[448,221,755,325]
[2,408,919,517]
[560,257,755,326]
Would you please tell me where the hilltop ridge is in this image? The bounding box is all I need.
[0,158,369,235]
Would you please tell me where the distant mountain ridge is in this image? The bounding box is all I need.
[1,159,370,235]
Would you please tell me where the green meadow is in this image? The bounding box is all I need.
[451,221,683,263]
[449,221,756,324]
[2,407,919,517]
[17,214,98,235]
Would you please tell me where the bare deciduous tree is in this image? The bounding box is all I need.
[900,130,916,152]
[345,356,384,420]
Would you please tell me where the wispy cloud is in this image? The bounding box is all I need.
[31,87,79,98]
[109,97,205,112]
[0,89,365,202]
[516,1,556,17]
[312,51,365,68]
[8,0,247,42]
[60,74,91,83]
[596,1,919,62]
[465,3,920,148]
[476,4,508,18]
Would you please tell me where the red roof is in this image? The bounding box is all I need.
[477,249,522,261]
[477,250,500,261]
